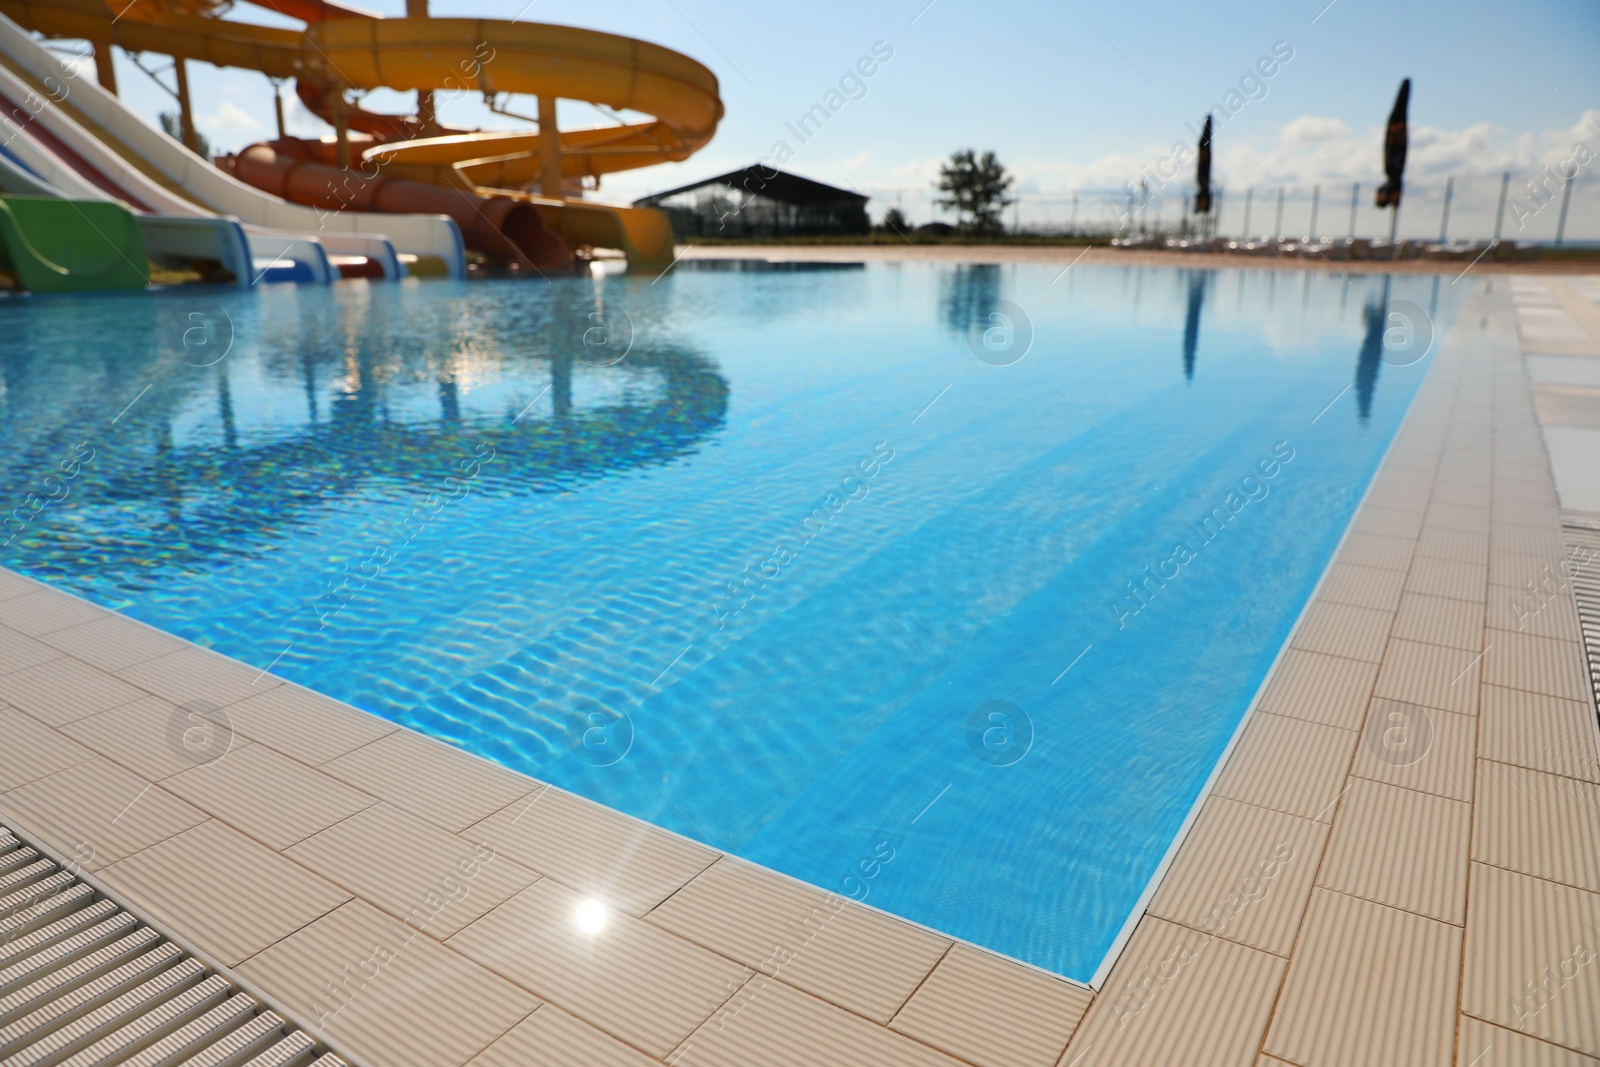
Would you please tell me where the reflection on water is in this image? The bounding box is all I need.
[940,263,1004,338]
[1355,281,1389,424]
[0,282,727,592]
[1182,271,1208,381]
[678,260,866,273]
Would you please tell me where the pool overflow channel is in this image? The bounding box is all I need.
[0,822,346,1067]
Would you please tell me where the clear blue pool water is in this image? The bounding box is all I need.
[0,262,1462,982]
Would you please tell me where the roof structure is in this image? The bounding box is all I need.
[633,167,868,209]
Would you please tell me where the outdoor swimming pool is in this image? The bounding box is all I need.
[0,261,1463,983]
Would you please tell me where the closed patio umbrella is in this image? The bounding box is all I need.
[1374,78,1409,253]
[1195,114,1213,219]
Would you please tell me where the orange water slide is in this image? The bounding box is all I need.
[0,0,723,268]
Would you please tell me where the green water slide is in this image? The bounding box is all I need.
[0,195,148,293]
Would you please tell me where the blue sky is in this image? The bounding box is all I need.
[70,0,1600,232]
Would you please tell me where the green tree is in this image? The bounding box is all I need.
[936,149,1013,235]
[159,112,211,161]
[880,206,910,233]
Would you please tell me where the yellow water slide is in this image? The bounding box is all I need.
[0,0,723,267]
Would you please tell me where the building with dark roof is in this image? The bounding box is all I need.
[633,167,870,238]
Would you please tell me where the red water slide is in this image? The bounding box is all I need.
[220,139,570,269]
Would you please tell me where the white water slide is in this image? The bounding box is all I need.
[0,11,466,282]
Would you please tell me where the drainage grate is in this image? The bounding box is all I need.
[1563,519,1600,717]
[0,822,341,1067]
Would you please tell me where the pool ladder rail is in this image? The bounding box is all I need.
[0,823,344,1067]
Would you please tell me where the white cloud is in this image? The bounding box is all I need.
[844,150,869,170]
[1282,116,1349,145]
[877,110,1600,208]
[1106,109,1600,193]
[202,100,263,133]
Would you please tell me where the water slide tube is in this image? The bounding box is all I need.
[0,55,330,282]
[236,130,679,268]
[0,9,466,279]
[0,63,257,283]
[0,0,721,269]
[0,138,253,285]
[0,194,147,292]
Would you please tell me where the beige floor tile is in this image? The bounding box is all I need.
[1518,334,1600,357]
[1488,547,1573,590]
[1334,532,1415,572]
[1376,468,1438,492]
[1482,631,1591,702]
[1491,522,1567,559]
[1488,581,1583,642]
[0,657,149,726]
[1289,603,1393,664]
[1398,454,1447,478]
[1473,761,1600,893]
[222,683,396,767]
[470,787,715,917]
[647,857,950,1024]
[1265,888,1461,1067]
[1373,639,1483,716]
[1317,563,1408,612]
[163,743,376,850]
[449,879,749,1058]
[1479,686,1600,784]
[0,758,205,870]
[1352,704,1477,801]
[1062,916,1284,1067]
[674,976,964,1067]
[1212,714,1358,822]
[1416,525,1490,564]
[0,626,63,675]
[1366,487,1432,515]
[1256,650,1379,730]
[99,819,349,965]
[59,695,221,781]
[321,730,533,833]
[115,646,282,708]
[1147,796,1325,957]
[1406,557,1489,603]
[1425,504,1493,536]
[1457,1014,1600,1066]
[1392,592,1486,651]
[0,706,95,791]
[35,614,189,672]
[1318,778,1471,924]
[0,589,109,636]
[1494,502,1560,529]
[1462,864,1600,1058]
[0,569,50,601]
[1351,506,1425,541]
[287,803,536,939]
[240,899,535,1067]
[465,1005,653,1067]
[1430,481,1493,509]
[889,943,1091,1067]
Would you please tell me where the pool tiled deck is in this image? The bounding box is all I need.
[1,273,1598,1067]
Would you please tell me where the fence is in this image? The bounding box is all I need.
[865,170,1600,245]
